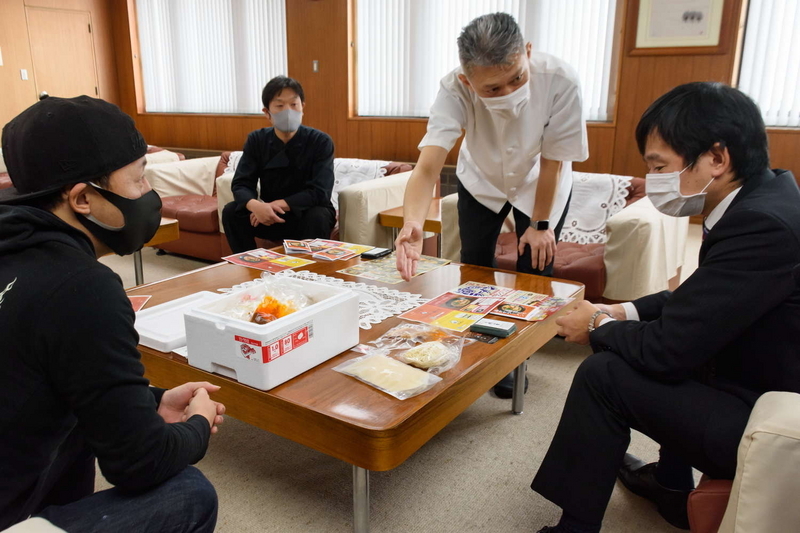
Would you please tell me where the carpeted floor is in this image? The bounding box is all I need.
[96,225,702,532]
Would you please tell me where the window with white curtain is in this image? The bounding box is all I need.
[356,0,618,121]
[737,0,800,127]
[135,0,287,114]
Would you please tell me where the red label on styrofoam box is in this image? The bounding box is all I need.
[235,323,313,364]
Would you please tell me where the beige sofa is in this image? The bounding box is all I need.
[145,155,414,261]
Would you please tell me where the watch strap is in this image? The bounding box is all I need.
[588,310,612,332]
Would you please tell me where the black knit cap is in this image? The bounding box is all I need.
[0,96,147,204]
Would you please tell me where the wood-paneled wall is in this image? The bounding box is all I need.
[110,0,798,177]
[0,0,119,128]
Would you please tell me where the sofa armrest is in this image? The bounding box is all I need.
[215,172,235,232]
[718,391,800,533]
[602,196,688,301]
[146,156,220,198]
[2,517,67,532]
[338,171,412,248]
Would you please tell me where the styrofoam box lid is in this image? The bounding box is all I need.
[189,278,353,330]
[135,291,222,352]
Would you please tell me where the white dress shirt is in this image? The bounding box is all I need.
[601,187,744,326]
[419,51,589,221]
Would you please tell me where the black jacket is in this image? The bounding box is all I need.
[591,169,800,406]
[231,125,335,214]
[0,205,210,528]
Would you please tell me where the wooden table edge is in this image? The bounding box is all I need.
[138,280,584,471]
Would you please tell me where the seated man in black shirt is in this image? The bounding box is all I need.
[222,76,336,252]
[0,96,225,532]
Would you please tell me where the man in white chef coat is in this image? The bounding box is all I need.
[395,12,589,397]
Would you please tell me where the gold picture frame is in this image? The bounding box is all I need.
[628,0,733,56]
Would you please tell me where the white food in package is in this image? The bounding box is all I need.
[334,354,441,399]
[401,342,451,369]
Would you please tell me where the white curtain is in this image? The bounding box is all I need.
[738,0,800,127]
[136,0,287,114]
[356,0,617,121]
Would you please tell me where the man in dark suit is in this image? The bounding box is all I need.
[531,82,800,533]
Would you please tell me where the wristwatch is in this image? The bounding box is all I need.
[530,219,549,231]
[588,310,612,332]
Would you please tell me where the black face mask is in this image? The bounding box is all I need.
[76,183,162,256]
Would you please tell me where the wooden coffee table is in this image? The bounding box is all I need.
[130,257,583,532]
[379,198,442,256]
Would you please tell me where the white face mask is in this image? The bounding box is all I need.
[270,108,302,133]
[479,81,530,118]
[646,164,714,217]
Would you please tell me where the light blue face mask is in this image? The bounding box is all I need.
[646,164,714,217]
[271,108,302,133]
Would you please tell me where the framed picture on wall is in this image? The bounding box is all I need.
[629,0,732,56]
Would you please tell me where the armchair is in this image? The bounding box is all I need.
[440,173,689,302]
[688,391,800,532]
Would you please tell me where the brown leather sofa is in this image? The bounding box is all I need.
[154,154,231,261]
[150,152,412,262]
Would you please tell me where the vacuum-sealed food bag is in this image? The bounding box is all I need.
[395,335,465,374]
[333,353,442,400]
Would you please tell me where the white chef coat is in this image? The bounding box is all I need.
[419,51,589,221]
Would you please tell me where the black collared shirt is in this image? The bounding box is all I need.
[231,125,335,214]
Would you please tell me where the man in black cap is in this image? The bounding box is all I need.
[0,96,225,532]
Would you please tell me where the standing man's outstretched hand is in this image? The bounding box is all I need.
[396,221,424,282]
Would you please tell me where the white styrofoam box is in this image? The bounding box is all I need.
[184,279,360,390]
[135,291,222,352]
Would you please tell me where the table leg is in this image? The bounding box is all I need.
[391,228,398,251]
[511,361,526,415]
[436,234,442,258]
[353,465,370,533]
[133,250,144,285]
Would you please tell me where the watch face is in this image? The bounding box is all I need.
[532,220,549,230]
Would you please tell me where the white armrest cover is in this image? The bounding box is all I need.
[602,196,688,301]
[718,391,800,533]
[215,171,235,233]
[2,517,67,532]
[146,156,220,198]
[338,171,412,248]
[144,150,181,165]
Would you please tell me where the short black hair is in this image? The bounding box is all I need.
[261,76,305,109]
[635,82,770,183]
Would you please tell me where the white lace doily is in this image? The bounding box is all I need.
[560,172,631,245]
[218,271,428,330]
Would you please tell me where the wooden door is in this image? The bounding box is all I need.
[26,7,99,99]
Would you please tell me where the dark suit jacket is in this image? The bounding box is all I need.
[591,169,800,406]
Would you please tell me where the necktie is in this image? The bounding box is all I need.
[702,222,709,241]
